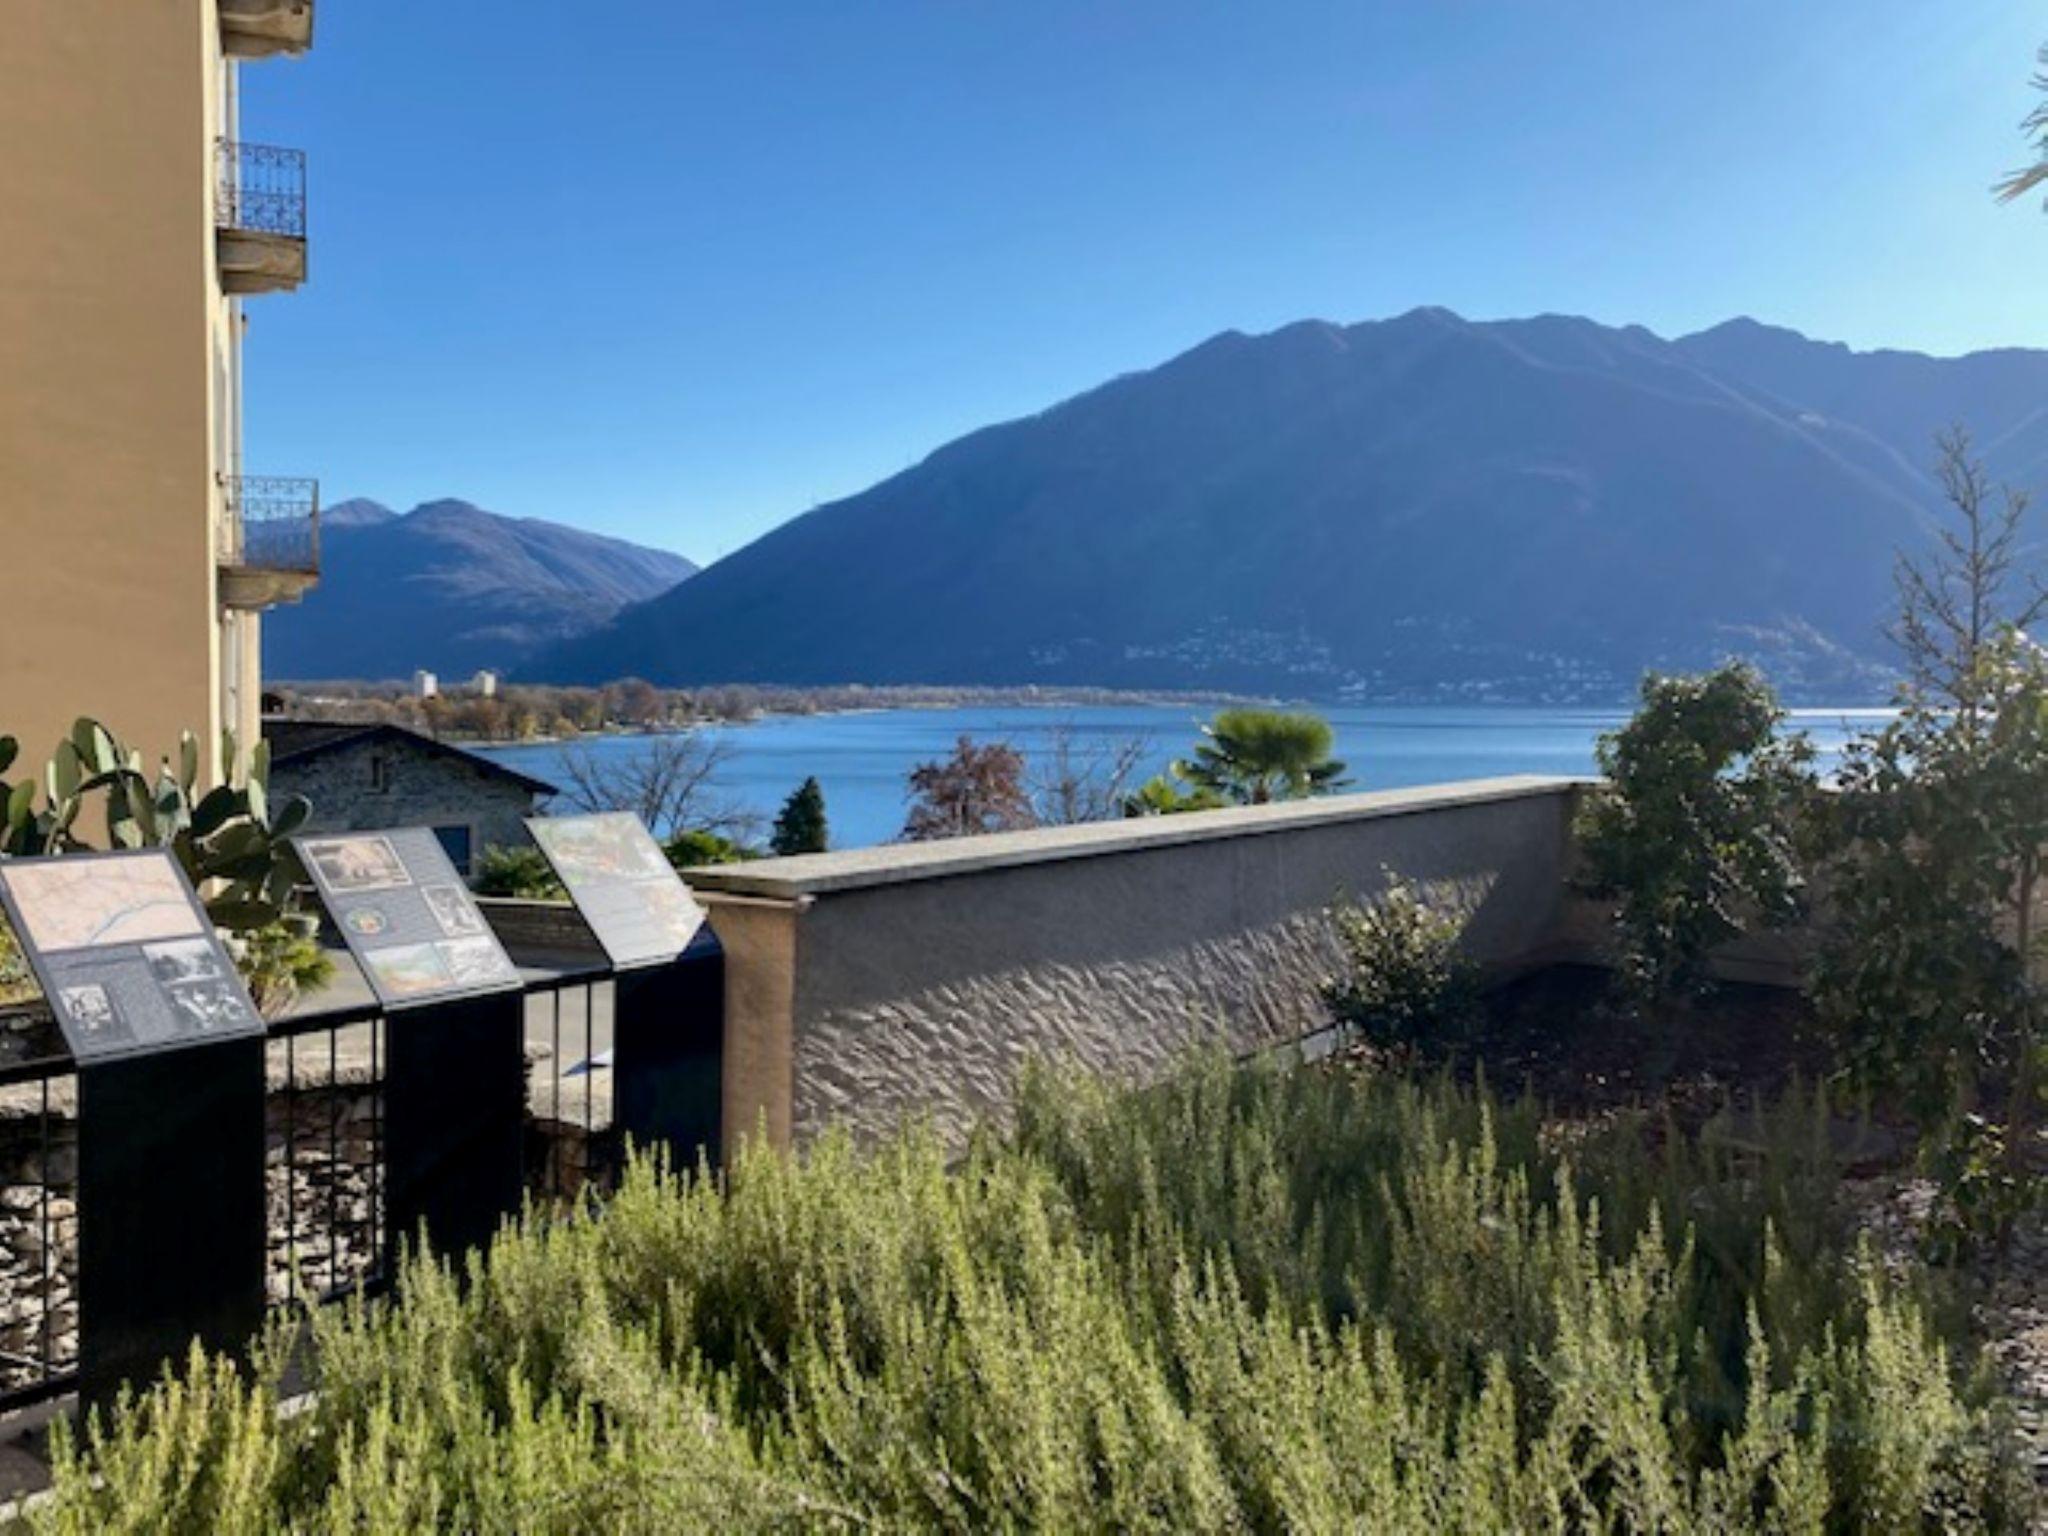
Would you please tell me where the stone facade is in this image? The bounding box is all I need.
[264,722,555,877]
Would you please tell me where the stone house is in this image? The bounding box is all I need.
[262,720,557,878]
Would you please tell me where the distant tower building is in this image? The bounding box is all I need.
[413,670,439,699]
[471,669,500,698]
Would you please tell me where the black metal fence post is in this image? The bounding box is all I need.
[383,992,525,1270]
[613,928,724,1175]
[76,1036,266,1413]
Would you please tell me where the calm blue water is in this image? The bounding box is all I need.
[477,704,1889,851]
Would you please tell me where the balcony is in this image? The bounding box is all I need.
[215,140,306,295]
[219,0,314,58]
[218,476,320,610]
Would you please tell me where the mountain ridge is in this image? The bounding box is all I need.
[530,309,2048,702]
[265,498,697,681]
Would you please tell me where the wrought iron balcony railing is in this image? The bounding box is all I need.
[222,476,320,575]
[214,140,306,240]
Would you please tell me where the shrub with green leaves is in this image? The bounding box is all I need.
[472,844,565,900]
[663,827,754,868]
[1575,664,1814,999]
[31,1057,2033,1532]
[1322,875,1479,1053]
[0,914,28,1006]
[221,916,335,1020]
[1812,633,2048,1252]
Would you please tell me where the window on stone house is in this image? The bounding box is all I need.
[368,753,391,793]
[434,825,474,876]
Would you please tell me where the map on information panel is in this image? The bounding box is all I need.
[0,856,204,953]
[527,813,706,969]
[0,850,264,1063]
[295,828,522,1008]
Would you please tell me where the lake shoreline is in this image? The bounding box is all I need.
[286,685,1276,749]
[475,702,1890,852]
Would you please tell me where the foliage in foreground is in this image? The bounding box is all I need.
[35,1058,2033,1533]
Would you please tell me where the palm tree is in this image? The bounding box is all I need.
[1181,709,1349,805]
[1995,44,2048,205]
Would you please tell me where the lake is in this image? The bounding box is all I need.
[476,703,1891,851]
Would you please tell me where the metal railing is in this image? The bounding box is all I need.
[0,966,639,1411]
[215,140,306,239]
[0,1016,78,1405]
[223,476,320,575]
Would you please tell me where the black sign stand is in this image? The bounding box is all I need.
[383,991,526,1268]
[77,1036,267,1414]
[0,850,271,1411]
[614,927,725,1173]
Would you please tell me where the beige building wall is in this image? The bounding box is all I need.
[0,0,246,778]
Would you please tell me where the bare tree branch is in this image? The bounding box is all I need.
[1026,724,1154,826]
[1888,426,2046,724]
[553,731,759,843]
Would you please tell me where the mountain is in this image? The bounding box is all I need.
[265,498,697,680]
[530,311,2048,702]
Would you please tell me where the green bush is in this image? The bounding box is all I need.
[663,828,754,868]
[1576,664,1814,999]
[0,913,28,1006]
[1321,875,1479,1053]
[472,844,565,900]
[33,1057,2033,1532]
[220,916,335,1020]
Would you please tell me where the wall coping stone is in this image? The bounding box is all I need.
[687,775,1592,899]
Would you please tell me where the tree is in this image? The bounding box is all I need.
[1027,724,1151,825]
[1181,709,1349,805]
[1575,664,1814,999]
[554,731,755,842]
[770,776,829,855]
[1123,765,1227,817]
[1995,43,2048,206]
[901,737,1035,841]
[602,677,668,728]
[1812,435,2048,1249]
[1888,427,2045,726]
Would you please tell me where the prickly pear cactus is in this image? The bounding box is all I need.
[0,717,312,934]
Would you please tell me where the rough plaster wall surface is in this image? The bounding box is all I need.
[691,782,1590,1150]
[791,907,1347,1145]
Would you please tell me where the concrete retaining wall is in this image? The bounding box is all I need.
[689,776,1591,1151]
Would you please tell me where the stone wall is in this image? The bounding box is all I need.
[477,897,601,957]
[691,777,1590,1151]
[271,737,541,872]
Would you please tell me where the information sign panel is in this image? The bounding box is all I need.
[295,829,520,1008]
[0,849,264,1061]
[525,813,706,969]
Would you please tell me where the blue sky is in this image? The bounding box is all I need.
[242,1,2046,562]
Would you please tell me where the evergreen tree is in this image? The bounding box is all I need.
[770,776,829,855]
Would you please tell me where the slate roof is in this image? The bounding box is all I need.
[259,718,559,797]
